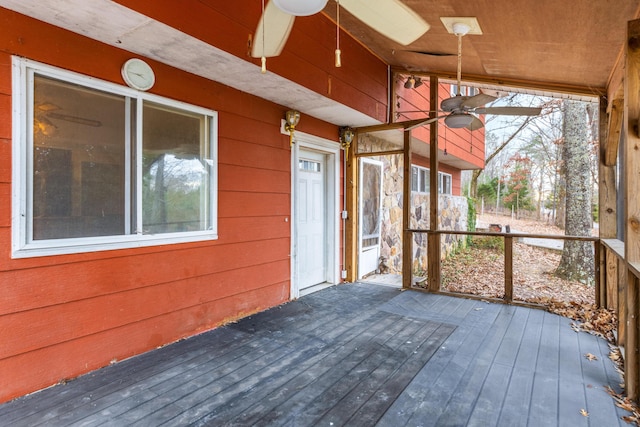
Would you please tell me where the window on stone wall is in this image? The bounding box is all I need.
[439,172,452,195]
[411,165,452,195]
[411,165,430,193]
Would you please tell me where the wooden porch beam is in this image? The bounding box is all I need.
[391,67,605,99]
[604,97,623,166]
[600,95,618,239]
[356,118,436,134]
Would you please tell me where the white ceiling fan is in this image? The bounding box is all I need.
[250,0,430,59]
[417,22,541,131]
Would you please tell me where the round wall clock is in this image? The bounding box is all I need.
[121,58,155,91]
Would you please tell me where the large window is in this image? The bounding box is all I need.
[411,165,452,195]
[12,58,218,257]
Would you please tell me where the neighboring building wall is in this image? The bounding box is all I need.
[0,3,388,402]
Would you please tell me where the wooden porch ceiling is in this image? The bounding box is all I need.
[322,1,640,98]
[0,283,629,426]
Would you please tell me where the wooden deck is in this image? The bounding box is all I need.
[0,283,630,426]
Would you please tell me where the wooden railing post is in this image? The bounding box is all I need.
[627,272,639,400]
[504,235,513,303]
[595,240,603,307]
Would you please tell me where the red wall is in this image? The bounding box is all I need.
[0,3,386,403]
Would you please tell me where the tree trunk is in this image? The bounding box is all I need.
[555,100,594,285]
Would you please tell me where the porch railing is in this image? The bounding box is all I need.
[600,239,640,399]
[407,228,599,304]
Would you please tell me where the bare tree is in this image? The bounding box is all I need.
[555,100,594,284]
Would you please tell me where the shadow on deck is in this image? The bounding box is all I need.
[0,283,630,426]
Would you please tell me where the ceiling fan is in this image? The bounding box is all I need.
[250,0,430,59]
[400,22,542,131]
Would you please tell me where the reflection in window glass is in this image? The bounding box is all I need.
[143,103,210,233]
[32,76,126,240]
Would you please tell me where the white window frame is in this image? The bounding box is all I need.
[411,165,452,195]
[11,57,218,258]
[439,172,453,195]
[411,165,430,194]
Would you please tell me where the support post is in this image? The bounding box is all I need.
[402,129,413,289]
[427,76,441,292]
[344,134,358,282]
[624,18,640,400]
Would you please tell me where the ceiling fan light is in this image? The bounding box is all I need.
[452,22,471,36]
[273,0,328,16]
[445,113,474,128]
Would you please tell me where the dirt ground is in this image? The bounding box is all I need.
[440,213,596,304]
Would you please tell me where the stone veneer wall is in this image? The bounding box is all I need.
[357,134,468,275]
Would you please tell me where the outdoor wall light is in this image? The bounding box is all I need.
[340,126,355,159]
[284,109,301,147]
[404,76,423,89]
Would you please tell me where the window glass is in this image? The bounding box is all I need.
[411,166,418,192]
[33,76,127,240]
[439,172,452,194]
[142,103,211,234]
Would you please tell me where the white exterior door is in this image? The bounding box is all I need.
[297,150,327,290]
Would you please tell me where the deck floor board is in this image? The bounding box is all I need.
[0,283,631,426]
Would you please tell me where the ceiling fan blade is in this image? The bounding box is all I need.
[405,50,455,57]
[460,93,498,109]
[405,116,441,130]
[251,1,295,58]
[340,0,430,45]
[474,106,542,116]
[466,115,484,131]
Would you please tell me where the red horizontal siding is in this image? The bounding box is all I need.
[0,282,288,403]
[0,238,290,315]
[1,260,289,359]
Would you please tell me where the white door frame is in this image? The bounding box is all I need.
[289,129,340,299]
